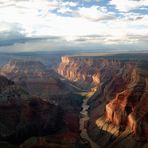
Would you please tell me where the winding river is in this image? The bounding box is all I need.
[60,77,100,147]
[79,92,100,148]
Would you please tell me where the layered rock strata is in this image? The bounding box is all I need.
[0,70,83,147]
[57,56,148,147]
[0,60,67,97]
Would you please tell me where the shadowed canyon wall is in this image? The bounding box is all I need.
[0,61,83,148]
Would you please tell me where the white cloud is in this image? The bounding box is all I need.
[78,6,115,21]
[57,7,73,14]
[56,1,78,14]
[61,1,78,7]
[110,0,148,12]
[0,0,147,51]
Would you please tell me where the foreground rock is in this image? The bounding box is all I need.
[0,65,83,147]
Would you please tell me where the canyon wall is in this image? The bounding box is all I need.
[0,60,84,147]
[57,56,103,87]
[0,75,83,148]
[0,60,69,97]
[57,56,148,148]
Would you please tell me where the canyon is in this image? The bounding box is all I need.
[0,60,68,98]
[0,60,83,148]
[0,53,147,148]
[57,55,148,148]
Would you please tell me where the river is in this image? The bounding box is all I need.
[60,77,100,147]
[79,92,100,148]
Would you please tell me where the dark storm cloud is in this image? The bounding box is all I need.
[0,30,62,47]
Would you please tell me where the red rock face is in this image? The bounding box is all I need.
[57,56,98,85]
[57,56,130,89]
[57,56,148,143]
[127,80,148,139]
[106,90,131,125]
[100,66,147,142]
[105,69,148,140]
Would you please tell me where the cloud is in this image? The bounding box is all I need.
[0,0,147,52]
[127,34,148,43]
[71,34,108,43]
[109,0,148,12]
[0,35,66,52]
[0,22,62,47]
[57,7,73,14]
[78,6,116,21]
[61,1,78,7]
[0,29,61,47]
[56,1,78,14]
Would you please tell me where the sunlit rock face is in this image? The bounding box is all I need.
[127,81,148,139]
[57,56,127,88]
[105,68,139,126]
[105,68,148,141]
[57,56,148,147]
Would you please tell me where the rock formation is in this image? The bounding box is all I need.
[57,56,148,148]
[0,63,83,147]
[0,60,67,97]
[0,55,147,148]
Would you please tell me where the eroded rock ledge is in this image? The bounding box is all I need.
[57,56,148,148]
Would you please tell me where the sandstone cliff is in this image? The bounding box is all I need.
[57,56,124,89]
[57,56,148,148]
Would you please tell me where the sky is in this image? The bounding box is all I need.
[0,0,148,52]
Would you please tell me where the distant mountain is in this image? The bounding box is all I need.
[0,60,68,98]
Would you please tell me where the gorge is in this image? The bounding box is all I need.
[0,53,148,148]
[57,55,148,148]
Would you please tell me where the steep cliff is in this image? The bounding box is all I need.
[57,56,148,148]
[0,65,83,147]
[0,97,64,145]
[0,76,29,105]
[57,56,124,89]
[0,76,29,137]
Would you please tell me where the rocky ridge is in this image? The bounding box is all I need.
[57,56,148,148]
[0,61,83,147]
[0,60,68,98]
